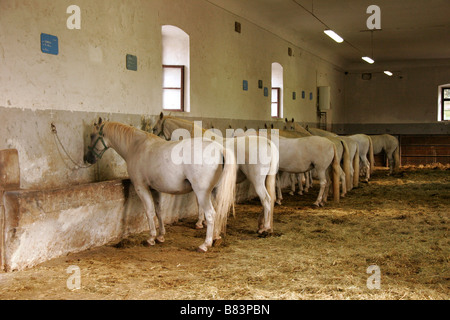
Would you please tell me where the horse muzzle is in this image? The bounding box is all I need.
[84,151,97,165]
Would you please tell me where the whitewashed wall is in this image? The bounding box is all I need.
[0,0,344,189]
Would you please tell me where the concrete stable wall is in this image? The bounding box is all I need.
[1,179,147,271]
[335,60,450,135]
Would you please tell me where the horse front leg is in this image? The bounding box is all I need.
[134,183,158,246]
[289,174,296,196]
[151,190,166,243]
[297,173,304,195]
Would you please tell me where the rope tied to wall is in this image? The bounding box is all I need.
[51,123,94,170]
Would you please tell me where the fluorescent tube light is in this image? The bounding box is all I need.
[324,30,344,43]
[384,71,393,76]
[362,56,375,64]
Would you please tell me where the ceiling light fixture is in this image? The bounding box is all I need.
[324,30,344,43]
[362,56,375,64]
[384,71,393,76]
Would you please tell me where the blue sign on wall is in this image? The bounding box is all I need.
[243,80,248,91]
[126,54,138,71]
[264,87,268,97]
[41,33,59,55]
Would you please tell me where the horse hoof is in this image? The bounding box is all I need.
[155,236,165,244]
[147,239,156,246]
[213,238,223,247]
[258,230,272,238]
[276,200,282,205]
[289,191,294,196]
[197,246,207,253]
[195,224,204,230]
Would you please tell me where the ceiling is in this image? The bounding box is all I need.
[207,0,450,68]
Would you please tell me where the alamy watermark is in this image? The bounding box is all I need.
[366,265,381,290]
[168,121,279,176]
[66,265,81,290]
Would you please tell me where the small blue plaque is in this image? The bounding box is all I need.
[293,92,296,100]
[41,33,59,55]
[264,87,268,97]
[243,80,248,91]
[310,92,313,100]
[302,91,306,99]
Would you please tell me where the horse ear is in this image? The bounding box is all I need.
[271,124,274,129]
[264,123,268,129]
[291,118,295,123]
[244,126,248,131]
[98,117,103,125]
[228,125,232,129]
[159,112,164,120]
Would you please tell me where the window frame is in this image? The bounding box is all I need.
[441,87,450,121]
[162,65,185,112]
[271,87,281,119]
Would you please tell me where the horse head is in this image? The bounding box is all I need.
[84,117,109,164]
[152,112,168,139]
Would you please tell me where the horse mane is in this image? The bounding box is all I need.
[165,116,206,133]
[103,122,151,146]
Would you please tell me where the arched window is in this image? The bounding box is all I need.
[162,25,190,112]
[271,62,283,118]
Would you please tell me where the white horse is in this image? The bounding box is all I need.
[369,134,400,174]
[304,127,351,196]
[276,136,341,206]
[347,134,374,182]
[84,118,237,252]
[295,125,359,190]
[152,114,279,235]
[239,125,341,207]
[275,121,313,196]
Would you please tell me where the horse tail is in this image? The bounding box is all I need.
[213,144,237,238]
[265,140,279,232]
[393,137,400,171]
[353,143,360,188]
[368,135,375,174]
[341,139,352,192]
[332,144,340,203]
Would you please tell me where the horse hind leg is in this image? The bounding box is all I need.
[253,181,272,235]
[195,206,205,229]
[340,167,347,197]
[275,173,283,205]
[313,170,327,207]
[195,192,217,253]
[387,151,395,175]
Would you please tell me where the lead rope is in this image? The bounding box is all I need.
[51,123,95,170]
